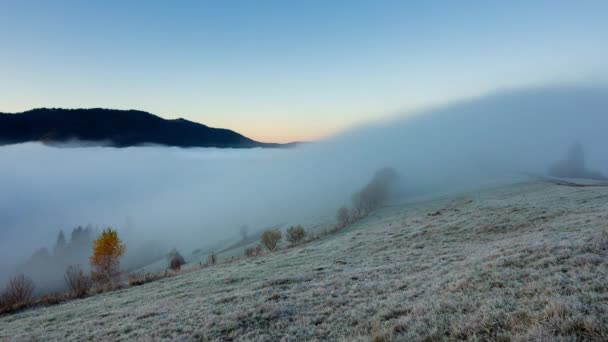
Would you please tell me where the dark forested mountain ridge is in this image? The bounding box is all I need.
[0,108,281,148]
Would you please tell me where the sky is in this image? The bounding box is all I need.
[1,1,607,143]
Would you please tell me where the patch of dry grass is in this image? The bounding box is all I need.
[128,272,170,287]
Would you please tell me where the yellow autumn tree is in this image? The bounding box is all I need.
[90,228,126,284]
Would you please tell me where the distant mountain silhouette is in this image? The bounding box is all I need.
[0,108,283,148]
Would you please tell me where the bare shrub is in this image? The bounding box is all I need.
[245,247,256,257]
[286,225,306,245]
[64,265,91,298]
[128,272,167,287]
[208,251,217,265]
[261,229,282,251]
[167,248,186,271]
[170,257,182,271]
[37,292,65,306]
[3,274,34,306]
[338,167,400,228]
[245,244,264,257]
[89,281,125,295]
[128,274,146,287]
[353,167,398,216]
[336,206,351,229]
[0,291,8,313]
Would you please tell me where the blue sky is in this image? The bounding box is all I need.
[1,1,607,142]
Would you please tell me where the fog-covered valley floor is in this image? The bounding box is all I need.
[2,179,607,341]
[2,84,608,341]
[2,84,608,288]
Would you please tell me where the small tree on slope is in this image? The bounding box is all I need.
[90,228,126,285]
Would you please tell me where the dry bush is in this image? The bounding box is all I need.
[167,248,186,271]
[3,274,34,306]
[244,247,256,257]
[89,281,125,295]
[64,265,91,298]
[336,167,399,231]
[245,244,264,257]
[208,252,217,265]
[128,272,167,287]
[261,229,282,251]
[286,225,306,245]
[128,274,146,287]
[36,292,65,306]
[0,291,8,314]
[352,167,398,217]
[170,257,182,271]
[90,228,126,285]
[336,206,351,229]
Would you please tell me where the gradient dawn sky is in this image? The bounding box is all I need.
[1,1,607,143]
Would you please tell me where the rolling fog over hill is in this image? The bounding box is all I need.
[1,84,608,292]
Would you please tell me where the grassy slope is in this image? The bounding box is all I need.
[1,181,607,341]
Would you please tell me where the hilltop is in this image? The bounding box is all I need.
[0,108,282,148]
[1,180,607,341]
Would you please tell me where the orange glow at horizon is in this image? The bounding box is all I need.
[229,123,338,144]
[201,114,359,144]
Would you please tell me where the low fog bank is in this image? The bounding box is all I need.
[1,83,607,292]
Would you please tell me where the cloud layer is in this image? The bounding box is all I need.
[1,83,607,290]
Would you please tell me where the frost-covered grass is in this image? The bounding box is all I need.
[2,181,608,341]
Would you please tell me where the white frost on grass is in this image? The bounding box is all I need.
[1,180,608,341]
